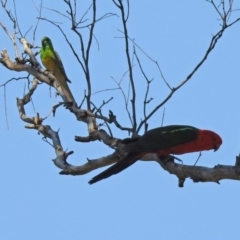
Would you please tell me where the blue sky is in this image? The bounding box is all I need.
[1,1,240,239]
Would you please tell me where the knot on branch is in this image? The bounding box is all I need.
[33,113,43,125]
[178,178,185,187]
[108,110,115,123]
[191,176,205,183]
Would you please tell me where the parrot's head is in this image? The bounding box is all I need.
[41,36,54,50]
[199,130,222,152]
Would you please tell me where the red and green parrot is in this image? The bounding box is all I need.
[40,36,75,103]
[89,125,222,184]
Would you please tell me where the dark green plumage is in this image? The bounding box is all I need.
[121,125,198,153]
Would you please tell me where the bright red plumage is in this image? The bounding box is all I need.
[157,130,222,155]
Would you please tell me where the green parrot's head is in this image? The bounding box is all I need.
[41,36,54,50]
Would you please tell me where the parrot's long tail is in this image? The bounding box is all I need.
[88,152,143,184]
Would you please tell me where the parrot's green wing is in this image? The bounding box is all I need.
[138,125,199,151]
[54,51,71,83]
[122,125,199,153]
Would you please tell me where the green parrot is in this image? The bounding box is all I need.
[40,36,75,104]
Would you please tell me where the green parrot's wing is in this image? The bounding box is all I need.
[54,51,71,83]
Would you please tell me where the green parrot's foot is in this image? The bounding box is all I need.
[43,70,55,85]
[43,69,52,76]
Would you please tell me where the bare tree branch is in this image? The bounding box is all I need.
[84,0,96,110]
[32,0,42,44]
[114,0,137,132]
[133,46,153,132]
[157,155,240,187]
[59,151,240,189]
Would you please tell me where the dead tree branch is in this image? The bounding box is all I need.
[113,0,137,132]
[157,155,240,187]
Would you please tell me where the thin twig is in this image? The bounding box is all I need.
[133,46,153,132]
[32,0,42,44]
[92,87,119,95]
[12,0,23,37]
[3,85,9,129]
[84,0,96,110]
[194,152,202,166]
[161,108,165,127]
[116,0,137,132]
[111,76,133,128]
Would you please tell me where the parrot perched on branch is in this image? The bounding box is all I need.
[40,36,75,104]
[89,125,222,184]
